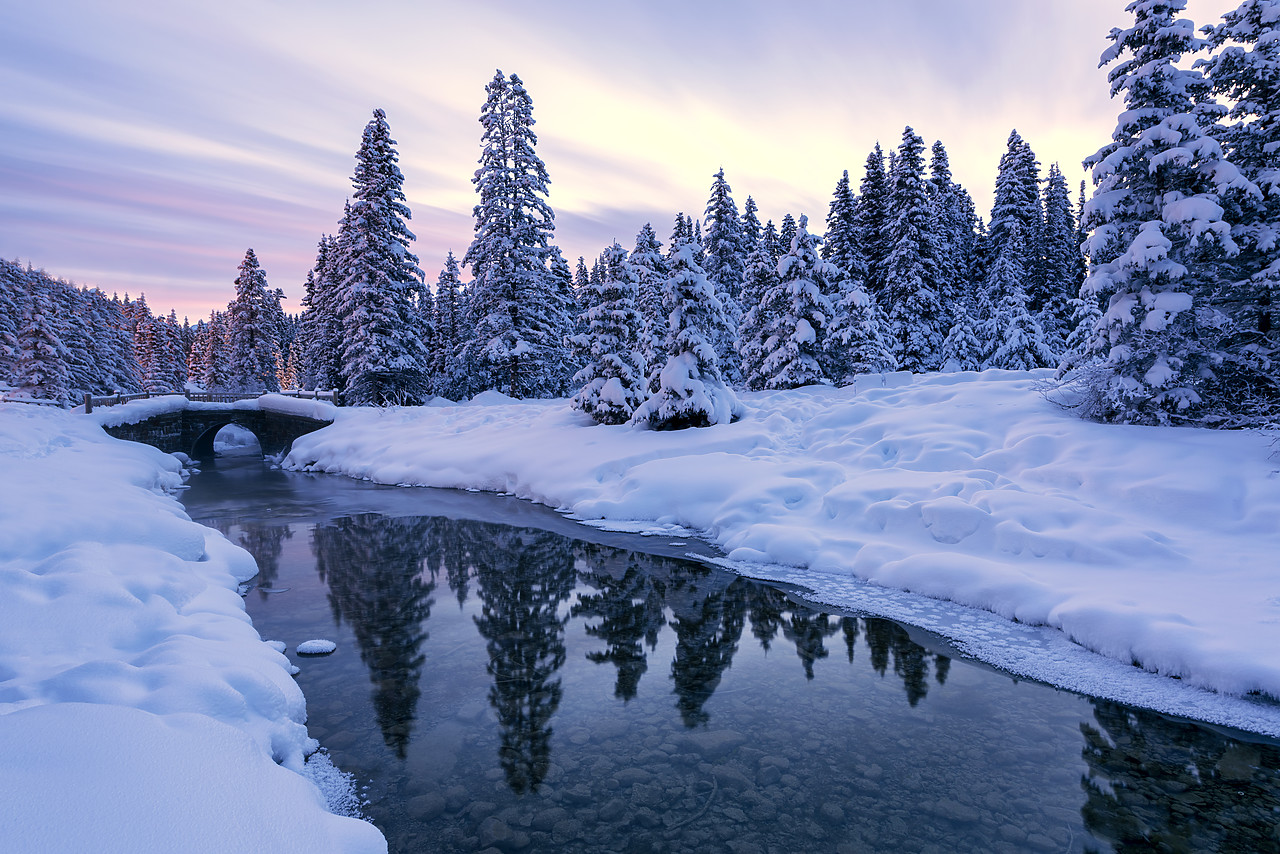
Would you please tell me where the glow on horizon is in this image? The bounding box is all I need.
[0,0,1235,322]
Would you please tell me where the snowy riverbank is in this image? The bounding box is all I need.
[0,403,385,854]
[282,369,1280,736]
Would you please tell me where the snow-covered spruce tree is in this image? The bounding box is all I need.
[1040,163,1084,354]
[227,248,281,393]
[987,223,1058,370]
[546,247,581,395]
[928,141,978,322]
[702,168,746,382]
[736,241,783,391]
[339,109,430,406]
[857,143,892,301]
[569,242,645,424]
[825,252,897,384]
[758,215,835,389]
[883,127,946,372]
[741,195,762,256]
[761,220,781,264]
[299,234,344,392]
[939,297,986,372]
[1201,0,1280,420]
[629,223,668,393]
[987,130,1046,311]
[98,292,142,393]
[778,214,798,256]
[0,259,24,381]
[14,279,70,403]
[823,170,861,279]
[668,213,694,260]
[1066,0,1255,424]
[201,310,231,391]
[462,72,568,399]
[431,251,468,399]
[631,243,742,429]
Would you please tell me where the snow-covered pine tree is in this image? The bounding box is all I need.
[702,168,746,383]
[0,259,24,380]
[762,220,781,264]
[987,130,1046,310]
[1067,0,1253,424]
[15,277,70,403]
[737,241,784,391]
[201,310,231,391]
[569,241,644,424]
[741,195,762,257]
[462,72,568,399]
[857,143,892,301]
[1202,0,1280,420]
[227,248,282,393]
[823,170,861,279]
[339,109,430,406]
[629,223,668,393]
[631,242,742,429]
[939,296,986,372]
[1040,163,1083,354]
[668,213,693,260]
[574,256,591,292]
[986,223,1057,370]
[431,251,466,399]
[299,233,344,392]
[758,215,835,389]
[883,127,946,372]
[547,246,580,395]
[928,141,978,325]
[779,214,798,255]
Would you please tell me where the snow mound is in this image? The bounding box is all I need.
[0,404,383,853]
[297,639,338,655]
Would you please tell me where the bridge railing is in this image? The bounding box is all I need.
[82,389,342,414]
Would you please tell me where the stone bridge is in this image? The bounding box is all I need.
[101,407,333,459]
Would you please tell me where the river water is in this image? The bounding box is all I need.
[180,455,1280,854]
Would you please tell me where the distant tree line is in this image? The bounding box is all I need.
[4,0,1277,429]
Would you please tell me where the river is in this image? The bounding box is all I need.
[180,454,1280,853]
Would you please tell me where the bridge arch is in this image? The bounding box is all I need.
[100,407,333,460]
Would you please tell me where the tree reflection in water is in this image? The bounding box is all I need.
[312,514,436,758]
[1080,700,1280,852]
[667,564,747,728]
[572,544,667,702]
[202,518,292,596]
[469,525,575,794]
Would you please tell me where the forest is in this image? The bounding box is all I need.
[1,0,1276,430]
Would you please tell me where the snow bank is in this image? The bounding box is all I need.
[0,404,384,854]
[284,370,1280,734]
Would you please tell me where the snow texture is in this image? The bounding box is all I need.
[0,403,384,854]
[285,371,1280,735]
[297,639,339,655]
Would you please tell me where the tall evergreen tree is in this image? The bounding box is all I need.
[339,109,429,405]
[857,143,893,300]
[462,71,568,398]
[431,251,466,399]
[759,215,835,388]
[1202,0,1280,420]
[823,170,861,278]
[1040,162,1083,353]
[701,168,746,383]
[227,248,281,393]
[737,242,784,391]
[741,195,762,257]
[1067,0,1253,424]
[928,141,978,323]
[629,223,668,392]
[883,126,945,372]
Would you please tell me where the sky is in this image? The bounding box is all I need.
[0,0,1237,321]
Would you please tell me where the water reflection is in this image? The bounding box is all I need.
[470,526,574,794]
[313,515,435,758]
[1080,700,1280,852]
[182,478,1280,854]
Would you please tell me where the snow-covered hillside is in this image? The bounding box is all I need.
[283,370,1280,734]
[0,403,385,854]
